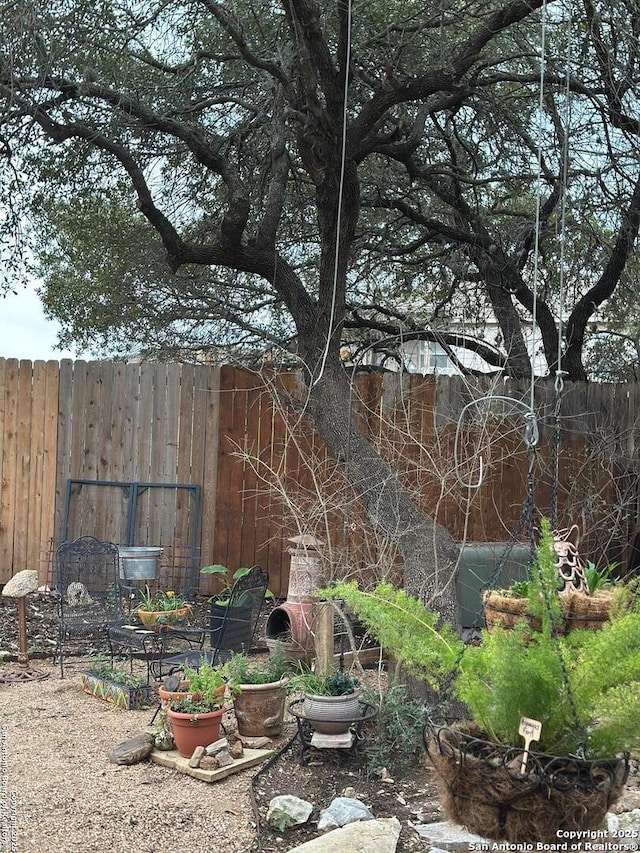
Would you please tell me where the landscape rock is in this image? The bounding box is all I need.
[216,749,234,768]
[286,817,401,852]
[3,571,39,598]
[267,795,314,831]
[317,796,374,832]
[199,756,219,770]
[206,737,229,756]
[413,820,492,851]
[108,732,155,765]
[609,810,640,835]
[229,739,244,759]
[154,729,174,751]
[189,746,206,767]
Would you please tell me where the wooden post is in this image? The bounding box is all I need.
[313,601,335,675]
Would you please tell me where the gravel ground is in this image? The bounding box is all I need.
[0,659,258,853]
[3,597,640,853]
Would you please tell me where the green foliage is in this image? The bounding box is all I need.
[180,660,226,708]
[324,669,360,696]
[610,578,640,619]
[84,656,146,688]
[525,518,563,633]
[323,580,640,758]
[169,697,224,715]
[567,613,640,755]
[223,646,292,686]
[287,666,359,696]
[509,579,532,598]
[321,582,463,689]
[583,561,618,594]
[137,586,189,612]
[200,565,274,606]
[456,626,577,752]
[363,685,429,778]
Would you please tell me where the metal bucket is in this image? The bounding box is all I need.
[118,546,163,580]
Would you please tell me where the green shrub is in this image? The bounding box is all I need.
[363,684,429,778]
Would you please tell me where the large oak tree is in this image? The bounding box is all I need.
[2,0,640,620]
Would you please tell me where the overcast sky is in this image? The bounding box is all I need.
[0,284,88,361]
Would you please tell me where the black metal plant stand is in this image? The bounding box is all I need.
[288,699,378,764]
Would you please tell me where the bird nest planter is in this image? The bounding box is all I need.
[424,722,628,843]
[482,589,615,634]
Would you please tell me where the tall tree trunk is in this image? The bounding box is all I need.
[304,363,460,628]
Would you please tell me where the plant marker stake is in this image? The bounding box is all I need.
[519,716,542,775]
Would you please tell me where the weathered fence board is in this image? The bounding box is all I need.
[0,358,639,596]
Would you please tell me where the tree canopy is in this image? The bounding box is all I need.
[2,0,639,379]
[2,0,640,615]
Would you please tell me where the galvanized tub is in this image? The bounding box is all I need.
[118,546,163,580]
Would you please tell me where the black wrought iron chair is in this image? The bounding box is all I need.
[53,536,126,677]
[152,565,269,678]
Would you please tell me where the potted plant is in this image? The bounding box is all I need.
[323,529,640,842]
[223,647,292,738]
[482,520,621,634]
[287,667,361,735]
[80,658,153,710]
[135,587,192,629]
[200,564,273,647]
[166,660,228,757]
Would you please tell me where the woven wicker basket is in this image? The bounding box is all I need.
[482,590,542,632]
[483,589,614,634]
[561,589,615,632]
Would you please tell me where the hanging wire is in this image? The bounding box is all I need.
[454,396,539,489]
[312,0,353,387]
[550,0,573,530]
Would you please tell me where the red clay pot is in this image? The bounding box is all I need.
[167,705,227,758]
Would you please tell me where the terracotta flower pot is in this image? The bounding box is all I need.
[233,679,288,738]
[137,605,191,629]
[167,705,227,758]
[157,680,203,708]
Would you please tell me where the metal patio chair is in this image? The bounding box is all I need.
[153,565,269,678]
[53,536,126,677]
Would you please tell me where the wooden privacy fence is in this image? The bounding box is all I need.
[0,357,639,596]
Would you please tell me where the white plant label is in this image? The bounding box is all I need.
[518,716,542,775]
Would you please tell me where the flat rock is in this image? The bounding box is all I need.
[3,570,39,598]
[150,746,275,782]
[317,796,374,832]
[287,817,401,852]
[206,737,229,756]
[266,795,314,830]
[108,732,155,765]
[413,820,493,851]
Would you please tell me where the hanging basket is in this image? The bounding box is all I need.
[482,590,542,633]
[483,589,615,635]
[562,589,615,632]
[424,722,628,843]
